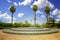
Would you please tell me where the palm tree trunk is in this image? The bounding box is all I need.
[47,14,49,27]
[34,12,36,27]
[11,13,13,27]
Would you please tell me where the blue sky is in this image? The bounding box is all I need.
[0,0,60,24]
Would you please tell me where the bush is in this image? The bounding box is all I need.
[36,24,41,27]
[0,22,12,29]
[0,22,32,29]
[42,24,47,28]
[55,23,60,28]
[22,23,31,27]
[1,22,60,29]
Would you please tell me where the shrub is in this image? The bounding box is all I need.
[36,24,41,27]
[42,24,47,28]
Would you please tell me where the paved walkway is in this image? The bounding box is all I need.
[0,29,60,40]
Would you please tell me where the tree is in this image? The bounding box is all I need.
[45,6,50,27]
[32,5,38,27]
[49,17,56,23]
[10,6,16,26]
[23,21,31,27]
[58,21,60,23]
[48,17,56,27]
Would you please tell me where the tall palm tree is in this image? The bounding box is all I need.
[10,6,16,26]
[32,5,38,27]
[45,6,50,27]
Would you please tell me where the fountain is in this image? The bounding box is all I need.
[2,27,59,35]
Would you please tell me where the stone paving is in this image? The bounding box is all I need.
[0,29,60,40]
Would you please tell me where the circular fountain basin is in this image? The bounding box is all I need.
[11,27,50,31]
[2,27,59,35]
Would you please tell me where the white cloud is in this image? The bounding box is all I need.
[19,0,33,6]
[57,15,60,18]
[18,2,22,6]
[38,18,46,24]
[31,5,33,8]
[55,19,60,22]
[7,0,11,3]
[38,15,47,24]
[31,0,54,8]
[40,15,46,18]
[8,6,11,9]
[13,2,18,6]
[7,0,33,6]
[0,11,1,14]
[36,10,43,14]
[52,9,60,15]
[48,2,54,8]
[52,9,60,19]
[20,0,32,6]
[49,12,54,18]
[0,12,16,23]
[0,13,7,18]
[18,13,24,18]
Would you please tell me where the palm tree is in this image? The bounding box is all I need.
[45,6,50,27]
[10,6,16,26]
[32,5,38,27]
